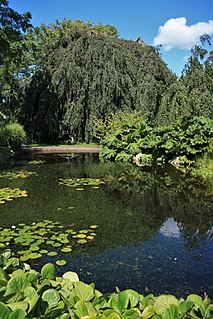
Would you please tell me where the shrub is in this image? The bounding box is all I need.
[100,115,213,168]
[1,122,26,151]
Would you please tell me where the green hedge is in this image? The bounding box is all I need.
[0,250,212,319]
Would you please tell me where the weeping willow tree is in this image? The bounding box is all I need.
[20,27,175,143]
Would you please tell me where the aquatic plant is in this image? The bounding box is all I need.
[0,170,37,179]
[0,220,97,264]
[27,160,45,164]
[0,250,212,318]
[0,187,28,204]
[59,177,107,190]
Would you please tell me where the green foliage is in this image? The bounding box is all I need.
[191,138,213,183]
[20,28,175,143]
[157,37,213,125]
[100,115,213,168]
[0,146,12,166]
[0,123,26,151]
[99,112,152,163]
[0,0,32,114]
[0,250,212,318]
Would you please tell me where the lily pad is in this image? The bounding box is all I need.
[0,187,28,204]
[90,225,98,229]
[28,253,42,259]
[87,236,94,240]
[0,170,37,180]
[77,239,87,244]
[76,234,87,239]
[47,251,58,257]
[56,260,67,266]
[61,247,72,253]
[0,220,97,265]
[59,177,107,190]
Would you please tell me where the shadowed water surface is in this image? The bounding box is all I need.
[0,153,212,298]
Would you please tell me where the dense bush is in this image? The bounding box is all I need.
[0,122,26,151]
[0,250,212,319]
[99,114,213,168]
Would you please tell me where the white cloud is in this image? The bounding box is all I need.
[154,17,213,51]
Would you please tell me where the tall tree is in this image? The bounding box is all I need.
[0,0,32,116]
[157,35,213,126]
[20,28,175,143]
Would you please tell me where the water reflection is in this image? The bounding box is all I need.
[0,153,212,297]
[160,218,181,238]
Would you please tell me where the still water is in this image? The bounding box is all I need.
[0,153,212,298]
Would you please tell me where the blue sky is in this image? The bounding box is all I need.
[9,0,213,76]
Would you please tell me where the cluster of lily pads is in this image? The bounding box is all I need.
[59,177,107,191]
[27,159,45,165]
[0,170,37,179]
[0,220,97,266]
[0,187,28,204]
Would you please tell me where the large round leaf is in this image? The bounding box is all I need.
[62,271,79,282]
[5,276,30,295]
[0,302,11,319]
[73,281,94,301]
[42,289,60,308]
[8,308,27,319]
[41,263,56,279]
[154,295,178,315]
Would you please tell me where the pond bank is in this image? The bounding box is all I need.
[20,145,102,154]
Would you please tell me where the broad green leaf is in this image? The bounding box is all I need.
[24,286,39,312]
[141,305,155,318]
[122,308,141,319]
[11,269,26,278]
[57,314,70,319]
[24,286,38,300]
[7,301,28,312]
[117,291,129,312]
[42,288,60,308]
[41,263,56,279]
[154,295,178,315]
[204,304,213,319]
[0,302,11,319]
[62,271,79,282]
[8,308,27,319]
[5,276,30,295]
[108,297,119,312]
[0,268,8,281]
[120,289,139,308]
[74,299,89,317]
[178,300,194,314]
[87,315,106,319]
[187,294,205,316]
[73,281,94,301]
[162,304,178,319]
[107,312,121,319]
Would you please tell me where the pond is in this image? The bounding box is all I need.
[0,152,212,299]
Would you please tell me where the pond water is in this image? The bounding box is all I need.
[0,153,212,298]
